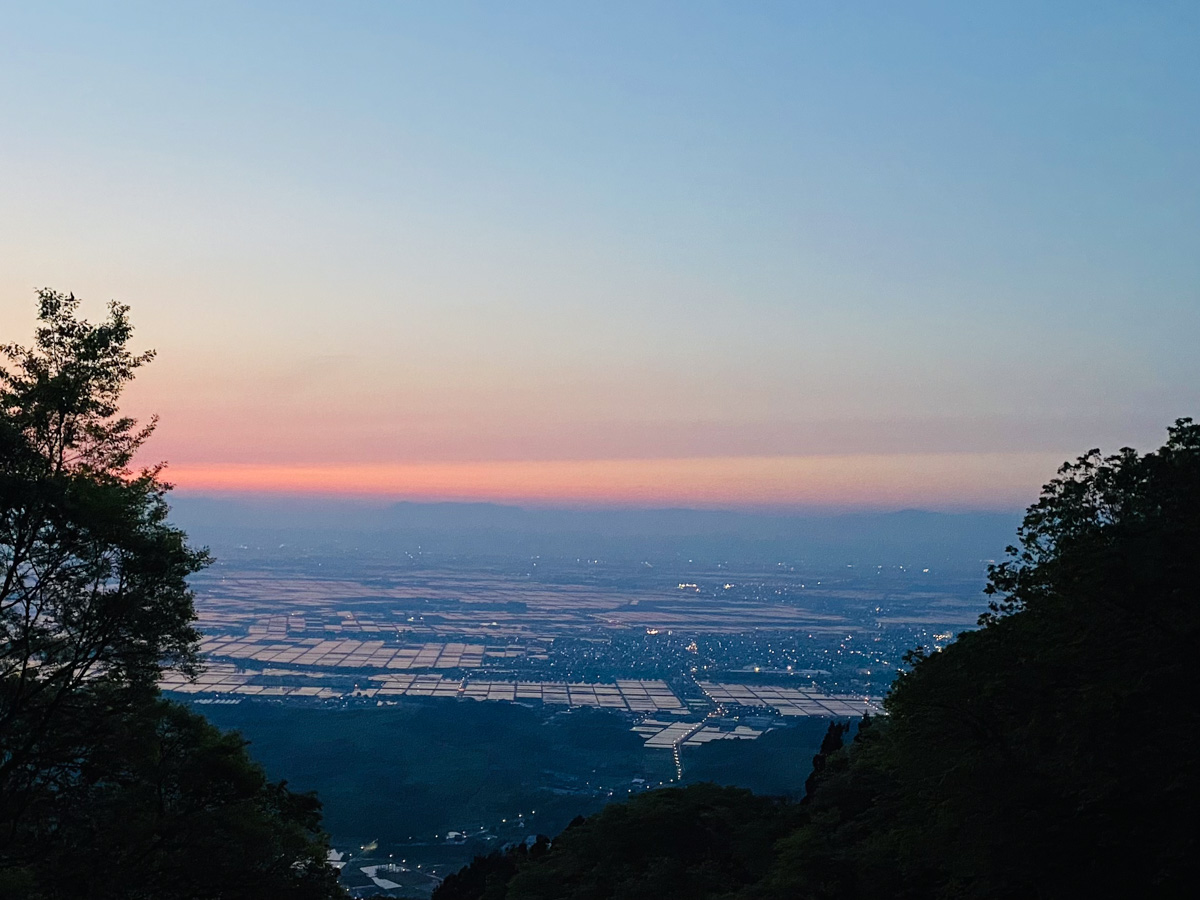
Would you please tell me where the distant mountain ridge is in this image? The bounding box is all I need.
[168,496,1020,566]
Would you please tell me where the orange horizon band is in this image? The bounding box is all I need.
[157,452,1059,510]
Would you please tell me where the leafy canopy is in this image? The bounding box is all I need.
[1,290,342,899]
[434,419,1200,900]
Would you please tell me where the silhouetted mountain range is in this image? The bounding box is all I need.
[169,496,1020,567]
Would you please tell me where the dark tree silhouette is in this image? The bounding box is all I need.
[0,290,342,898]
[801,720,848,803]
[431,420,1200,900]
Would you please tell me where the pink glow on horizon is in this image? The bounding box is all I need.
[162,452,1059,511]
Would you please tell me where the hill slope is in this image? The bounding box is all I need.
[435,420,1200,899]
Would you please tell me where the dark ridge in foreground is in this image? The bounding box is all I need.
[435,420,1200,900]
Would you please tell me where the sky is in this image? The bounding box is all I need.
[2,1,1197,510]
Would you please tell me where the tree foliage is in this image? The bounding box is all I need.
[0,291,341,898]
[438,785,802,900]
[435,420,1200,900]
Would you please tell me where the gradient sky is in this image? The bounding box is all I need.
[2,2,1197,509]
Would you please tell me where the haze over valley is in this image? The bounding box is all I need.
[159,499,1012,894]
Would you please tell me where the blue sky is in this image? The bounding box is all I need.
[2,1,1197,507]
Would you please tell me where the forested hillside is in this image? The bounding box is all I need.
[437,419,1200,900]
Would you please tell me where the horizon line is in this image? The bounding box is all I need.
[169,490,1026,517]
[157,452,1056,513]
